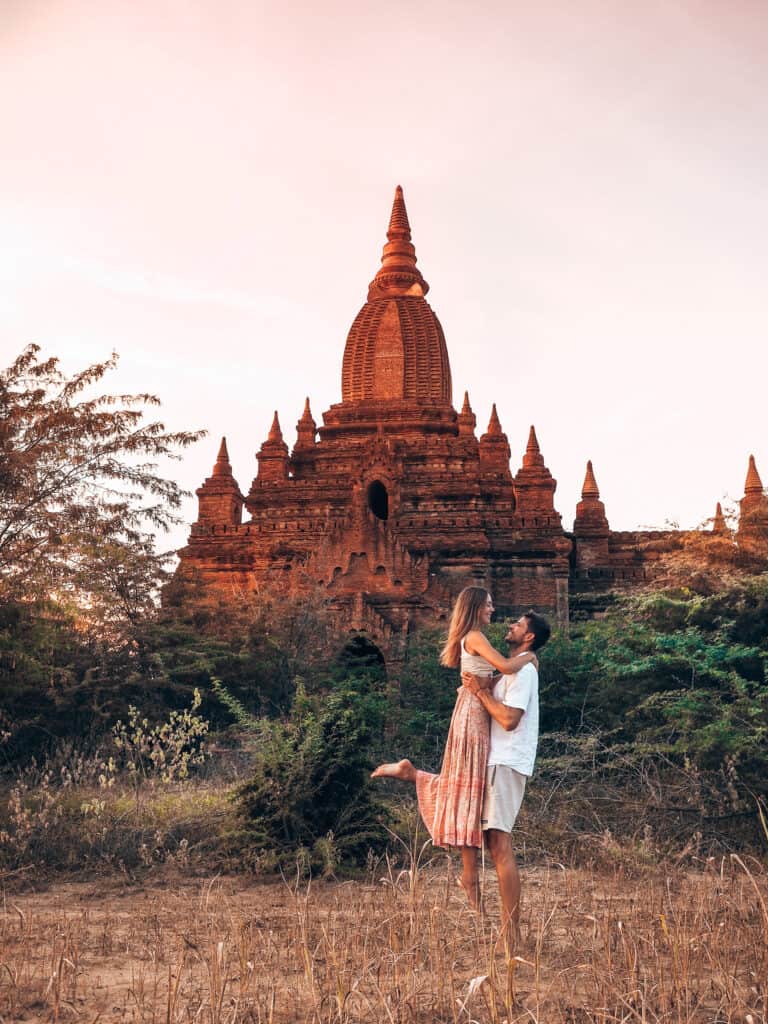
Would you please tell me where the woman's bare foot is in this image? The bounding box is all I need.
[457,874,482,912]
[370,759,416,782]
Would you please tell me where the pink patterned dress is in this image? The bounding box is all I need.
[414,638,493,849]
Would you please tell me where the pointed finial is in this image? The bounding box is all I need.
[486,403,502,436]
[387,185,411,239]
[295,397,317,450]
[713,501,727,534]
[745,454,763,494]
[582,460,600,499]
[522,425,545,468]
[457,390,477,436]
[267,411,283,443]
[367,185,429,300]
[573,459,608,541]
[256,410,289,480]
[212,436,232,477]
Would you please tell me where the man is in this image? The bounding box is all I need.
[462,609,551,950]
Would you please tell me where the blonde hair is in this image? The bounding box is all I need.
[439,586,490,668]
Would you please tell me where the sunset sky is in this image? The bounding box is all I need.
[2,0,767,552]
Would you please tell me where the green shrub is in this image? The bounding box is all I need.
[233,679,389,871]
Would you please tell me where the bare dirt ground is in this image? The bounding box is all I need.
[1,858,766,1023]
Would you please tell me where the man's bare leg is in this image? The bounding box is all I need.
[458,846,481,910]
[486,829,521,953]
[370,759,417,781]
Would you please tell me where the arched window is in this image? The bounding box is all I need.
[367,480,389,521]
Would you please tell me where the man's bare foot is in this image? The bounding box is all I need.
[370,759,416,782]
[457,874,482,912]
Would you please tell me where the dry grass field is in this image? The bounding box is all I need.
[1,853,766,1024]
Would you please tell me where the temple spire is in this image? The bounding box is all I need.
[387,184,411,238]
[486,403,502,436]
[267,411,284,443]
[738,453,768,544]
[523,425,545,468]
[582,459,600,499]
[195,436,243,525]
[298,397,315,426]
[573,458,609,565]
[479,403,511,476]
[212,436,233,477]
[367,185,429,301]
[295,398,317,450]
[712,501,728,535]
[256,411,289,482]
[457,390,476,436]
[745,454,763,494]
[513,425,559,515]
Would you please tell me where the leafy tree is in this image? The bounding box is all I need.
[0,344,204,759]
[0,344,203,603]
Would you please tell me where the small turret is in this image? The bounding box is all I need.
[513,426,558,515]
[573,460,610,568]
[743,455,764,505]
[712,501,728,536]
[522,425,544,468]
[195,437,244,525]
[479,404,511,476]
[737,453,768,548]
[457,391,476,437]
[256,412,290,483]
[294,398,317,451]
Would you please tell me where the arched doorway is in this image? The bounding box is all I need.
[367,480,389,521]
[338,635,387,681]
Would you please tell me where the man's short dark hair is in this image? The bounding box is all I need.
[523,610,551,651]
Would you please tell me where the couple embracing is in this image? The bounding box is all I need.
[372,587,550,950]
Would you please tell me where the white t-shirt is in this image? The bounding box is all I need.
[486,662,539,777]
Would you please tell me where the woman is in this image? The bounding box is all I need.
[372,586,535,908]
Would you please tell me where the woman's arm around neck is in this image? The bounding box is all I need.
[463,629,537,674]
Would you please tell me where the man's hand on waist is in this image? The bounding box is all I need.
[461,671,494,695]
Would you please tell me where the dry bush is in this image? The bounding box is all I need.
[517,737,768,868]
[0,759,237,877]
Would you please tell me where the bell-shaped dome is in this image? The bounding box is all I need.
[341,186,452,405]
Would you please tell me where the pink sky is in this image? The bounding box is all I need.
[2,0,767,553]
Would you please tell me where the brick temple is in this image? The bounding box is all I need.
[173,187,767,661]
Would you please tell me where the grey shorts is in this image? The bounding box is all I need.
[481,765,527,833]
